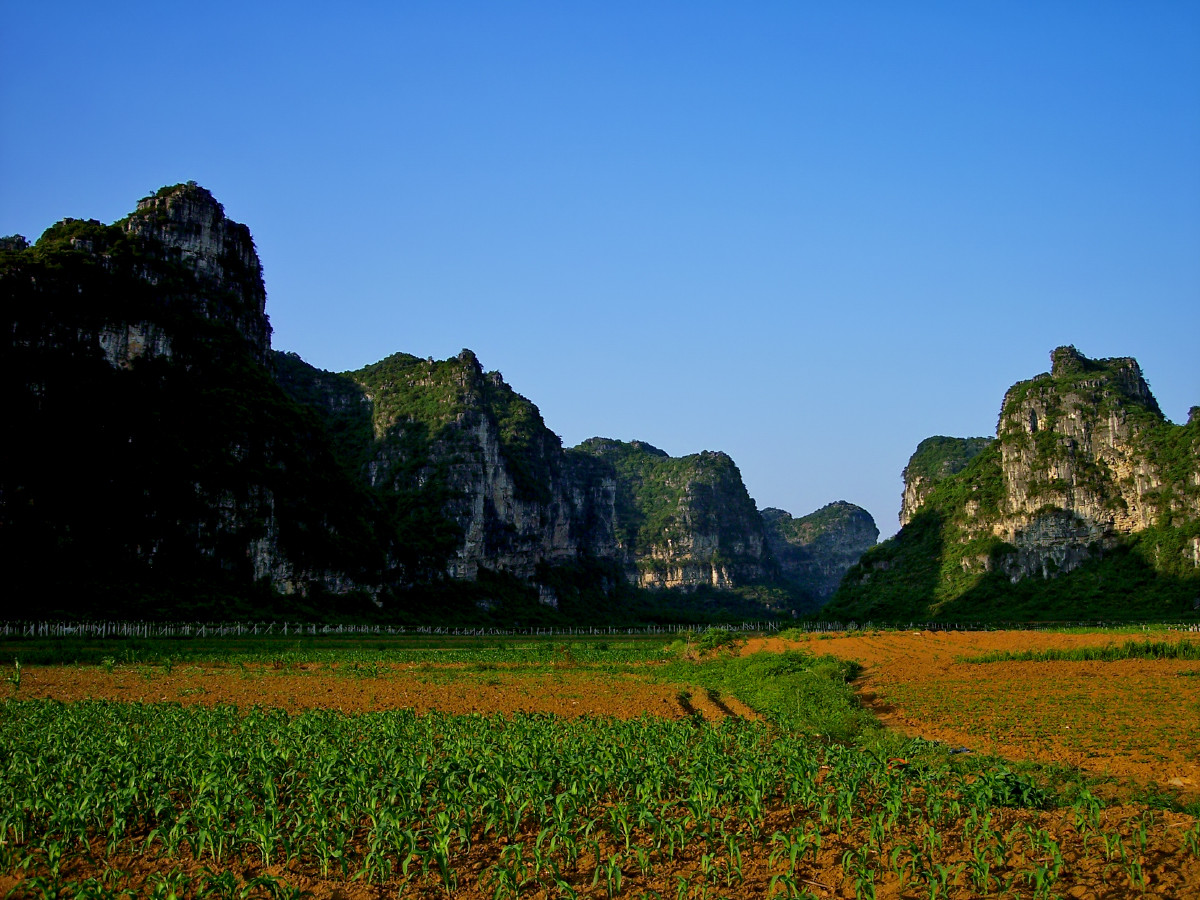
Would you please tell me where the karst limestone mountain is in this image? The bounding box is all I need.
[761,502,879,602]
[825,347,1199,621]
[2,183,877,620]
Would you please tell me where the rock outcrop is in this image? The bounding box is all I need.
[2,182,818,618]
[570,438,772,589]
[4,182,270,370]
[827,347,1199,621]
[900,436,993,526]
[278,354,787,602]
[2,185,376,616]
[278,349,621,587]
[994,347,1197,550]
[123,183,271,362]
[761,502,878,601]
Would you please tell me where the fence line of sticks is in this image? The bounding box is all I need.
[2,619,1196,640]
[2,621,780,640]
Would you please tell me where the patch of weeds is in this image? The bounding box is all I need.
[665,627,744,661]
[964,766,1055,810]
[1129,780,1199,815]
[696,628,739,653]
[773,628,810,642]
[348,661,382,679]
[664,649,874,741]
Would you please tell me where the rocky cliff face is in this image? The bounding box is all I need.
[570,439,771,589]
[827,346,1200,621]
[278,353,783,602]
[3,182,799,618]
[900,436,994,526]
[761,502,878,601]
[123,183,271,362]
[4,183,271,371]
[992,347,1197,562]
[894,347,1198,582]
[347,351,619,591]
[279,354,785,598]
[2,185,376,616]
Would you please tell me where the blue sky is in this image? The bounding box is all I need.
[4,2,1197,537]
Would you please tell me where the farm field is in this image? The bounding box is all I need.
[1,630,1198,899]
[8,663,765,723]
[760,629,1200,797]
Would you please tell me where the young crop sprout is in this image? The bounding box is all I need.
[841,846,877,900]
[1186,821,1200,858]
[3,629,1199,897]
[6,658,20,693]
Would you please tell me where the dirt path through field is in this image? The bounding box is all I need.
[746,630,1200,796]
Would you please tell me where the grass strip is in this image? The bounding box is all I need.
[0,636,664,668]
[962,638,1200,664]
[664,648,879,743]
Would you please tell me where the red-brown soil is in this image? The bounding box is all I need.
[747,630,1200,796]
[9,662,759,722]
[4,635,1200,899]
[4,799,1197,899]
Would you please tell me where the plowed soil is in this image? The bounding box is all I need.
[6,801,1199,900]
[748,630,1200,796]
[10,662,759,722]
[4,633,1200,899]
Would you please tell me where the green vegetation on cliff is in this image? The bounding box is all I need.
[766,501,876,547]
[351,352,470,435]
[825,347,1200,623]
[999,346,1163,431]
[824,449,1019,621]
[1136,418,1200,522]
[829,514,1199,623]
[480,366,561,506]
[273,351,374,474]
[344,350,561,505]
[273,352,463,586]
[572,439,684,552]
[903,436,994,485]
[2,223,384,619]
[760,502,878,608]
[571,438,764,569]
[4,217,204,336]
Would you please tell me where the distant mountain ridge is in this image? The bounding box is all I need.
[761,502,879,604]
[569,437,771,590]
[825,346,1200,622]
[2,183,878,620]
[274,349,622,596]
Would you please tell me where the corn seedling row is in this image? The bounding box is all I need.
[2,700,1197,898]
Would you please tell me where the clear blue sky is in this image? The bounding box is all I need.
[4,2,1198,537]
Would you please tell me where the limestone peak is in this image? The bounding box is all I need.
[124,182,271,361]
